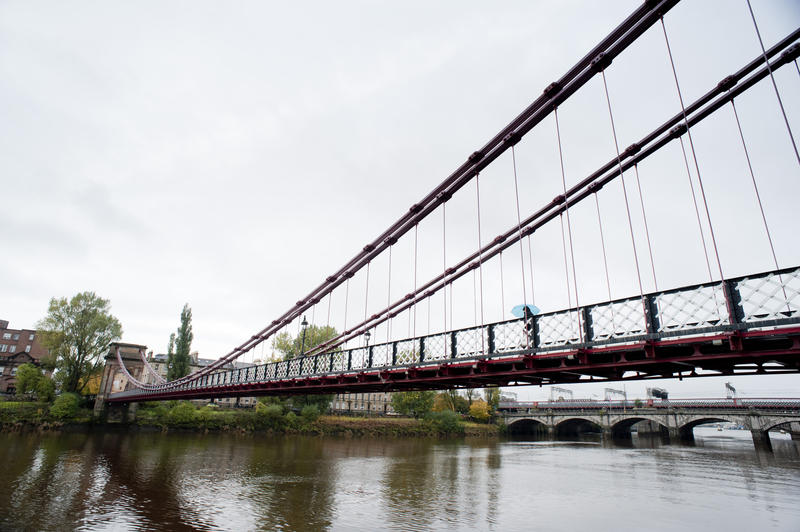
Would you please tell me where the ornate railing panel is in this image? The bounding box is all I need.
[112,266,800,400]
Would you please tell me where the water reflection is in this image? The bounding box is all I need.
[0,430,799,531]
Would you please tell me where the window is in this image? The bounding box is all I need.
[9,346,15,353]
[11,367,17,376]
[28,334,34,341]
[12,334,19,341]
[0,344,7,353]
[25,345,31,353]
[1,333,9,340]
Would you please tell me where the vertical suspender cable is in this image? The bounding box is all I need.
[511,145,531,346]
[527,235,536,307]
[730,99,780,270]
[593,193,613,302]
[661,18,725,280]
[361,261,370,365]
[678,137,714,281]
[473,269,479,326]
[729,97,790,313]
[363,261,370,367]
[554,108,583,341]
[559,214,573,309]
[363,262,370,325]
[475,173,486,353]
[499,251,506,319]
[310,302,316,353]
[634,164,659,290]
[412,223,418,338]
[387,245,393,343]
[342,278,350,348]
[427,296,431,336]
[745,0,800,166]
[326,292,332,329]
[601,70,645,299]
[443,202,448,336]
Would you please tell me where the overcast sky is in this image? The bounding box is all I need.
[2,0,799,400]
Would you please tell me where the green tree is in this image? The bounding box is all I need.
[269,324,339,412]
[50,393,80,419]
[15,363,42,397]
[272,324,339,360]
[167,304,193,381]
[37,292,123,394]
[36,377,56,402]
[391,391,436,418]
[469,399,491,422]
[484,387,500,414]
[15,363,56,402]
[432,390,469,414]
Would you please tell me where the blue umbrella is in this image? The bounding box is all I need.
[511,304,540,318]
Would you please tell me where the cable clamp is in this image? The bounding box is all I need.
[590,52,612,72]
[716,75,737,92]
[670,123,687,138]
[543,82,562,99]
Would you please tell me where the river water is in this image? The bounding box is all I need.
[0,428,798,531]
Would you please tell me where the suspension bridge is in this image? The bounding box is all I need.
[105,0,800,405]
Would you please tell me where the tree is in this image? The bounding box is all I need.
[269,324,340,412]
[37,291,123,394]
[391,391,436,418]
[272,324,338,360]
[16,363,56,402]
[15,363,42,397]
[432,391,469,414]
[469,399,491,422]
[465,388,476,407]
[484,387,500,414]
[167,304,193,381]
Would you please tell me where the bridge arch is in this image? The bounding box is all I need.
[761,418,798,432]
[610,417,669,438]
[556,417,603,438]
[506,417,549,436]
[678,416,734,439]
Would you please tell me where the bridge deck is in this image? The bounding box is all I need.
[109,266,800,403]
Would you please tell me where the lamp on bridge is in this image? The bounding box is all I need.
[364,330,371,347]
[300,316,308,356]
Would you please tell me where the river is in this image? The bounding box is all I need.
[0,428,798,531]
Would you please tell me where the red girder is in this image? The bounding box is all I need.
[108,328,800,403]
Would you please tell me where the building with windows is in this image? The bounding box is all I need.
[0,320,50,395]
[330,391,395,415]
[146,351,258,408]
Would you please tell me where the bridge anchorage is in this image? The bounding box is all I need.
[105,0,800,424]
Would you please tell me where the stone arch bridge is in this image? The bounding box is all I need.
[499,399,800,450]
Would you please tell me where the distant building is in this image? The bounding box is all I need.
[146,351,258,408]
[0,319,50,395]
[331,391,395,415]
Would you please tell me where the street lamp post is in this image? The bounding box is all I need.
[300,316,309,356]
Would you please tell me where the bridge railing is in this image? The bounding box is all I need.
[498,398,800,411]
[119,266,799,398]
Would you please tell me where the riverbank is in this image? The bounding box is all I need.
[0,400,500,438]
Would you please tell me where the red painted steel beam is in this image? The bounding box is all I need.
[108,328,800,403]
